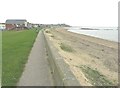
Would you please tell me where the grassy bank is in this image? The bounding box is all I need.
[2,30,38,86]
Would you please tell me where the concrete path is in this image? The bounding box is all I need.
[18,31,54,86]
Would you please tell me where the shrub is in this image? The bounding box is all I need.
[60,43,74,52]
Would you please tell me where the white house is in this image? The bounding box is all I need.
[0,23,5,30]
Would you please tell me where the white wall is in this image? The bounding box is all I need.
[0,24,5,29]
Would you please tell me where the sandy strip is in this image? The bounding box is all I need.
[45,28,118,86]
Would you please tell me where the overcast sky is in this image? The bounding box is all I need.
[0,0,119,26]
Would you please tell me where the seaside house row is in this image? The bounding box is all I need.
[1,19,46,30]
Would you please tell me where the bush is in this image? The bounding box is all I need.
[45,30,50,33]
[60,43,74,52]
[51,35,54,37]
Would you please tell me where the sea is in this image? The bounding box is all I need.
[66,26,118,42]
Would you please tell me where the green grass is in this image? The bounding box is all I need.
[79,65,113,86]
[60,43,74,52]
[2,30,38,86]
[0,31,2,87]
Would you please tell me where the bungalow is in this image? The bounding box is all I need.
[0,23,5,30]
[6,19,28,30]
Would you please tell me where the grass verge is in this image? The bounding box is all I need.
[2,30,38,86]
[0,31,2,87]
[60,43,74,52]
[79,65,113,86]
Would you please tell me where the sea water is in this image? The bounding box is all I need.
[67,27,118,42]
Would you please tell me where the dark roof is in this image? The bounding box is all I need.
[6,19,27,24]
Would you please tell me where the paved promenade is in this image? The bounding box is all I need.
[18,31,54,86]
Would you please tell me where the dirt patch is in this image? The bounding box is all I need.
[44,28,118,86]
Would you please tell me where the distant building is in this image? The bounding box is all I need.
[27,22,33,29]
[33,24,39,28]
[6,19,27,30]
[0,23,5,30]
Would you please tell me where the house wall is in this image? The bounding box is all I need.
[24,22,27,27]
[27,23,33,29]
[6,24,15,30]
[0,24,5,30]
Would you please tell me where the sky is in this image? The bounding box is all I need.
[0,0,119,27]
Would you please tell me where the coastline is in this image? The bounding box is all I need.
[68,29,118,43]
[45,28,118,86]
[66,28,118,49]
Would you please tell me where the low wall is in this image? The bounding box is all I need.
[42,31,80,86]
